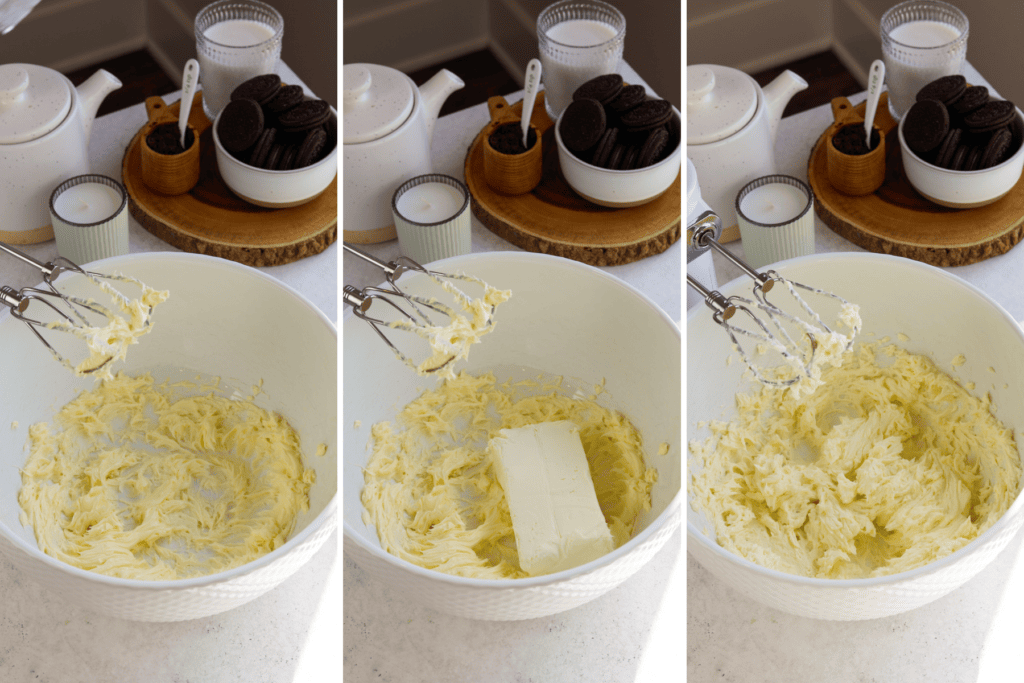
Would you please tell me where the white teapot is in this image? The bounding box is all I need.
[686,64,806,235]
[343,63,464,244]
[0,63,121,244]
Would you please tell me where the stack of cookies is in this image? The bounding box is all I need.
[558,74,678,170]
[902,75,1020,172]
[216,74,337,171]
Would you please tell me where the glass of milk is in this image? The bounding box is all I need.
[735,175,815,269]
[537,0,626,120]
[880,0,968,121]
[195,0,284,122]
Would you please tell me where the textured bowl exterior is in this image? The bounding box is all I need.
[0,253,337,621]
[688,252,1024,620]
[554,108,681,207]
[898,109,1024,208]
[212,107,338,208]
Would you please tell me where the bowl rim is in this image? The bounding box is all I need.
[554,104,682,175]
[212,104,338,176]
[0,251,339,590]
[343,250,682,588]
[896,106,1024,176]
[686,251,1024,587]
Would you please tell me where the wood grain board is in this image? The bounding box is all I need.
[122,93,337,267]
[809,96,1024,267]
[464,93,681,267]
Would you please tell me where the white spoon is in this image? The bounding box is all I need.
[521,59,542,149]
[179,59,200,149]
[863,59,885,150]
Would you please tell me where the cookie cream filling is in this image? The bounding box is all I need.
[17,373,317,580]
[690,341,1021,579]
[360,372,657,579]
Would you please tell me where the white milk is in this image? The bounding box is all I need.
[396,182,465,224]
[540,18,621,118]
[883,19,965,119]
[739,183,808,225]
[197,18,279,119]
[54,182,123,224]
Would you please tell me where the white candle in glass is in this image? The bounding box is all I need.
[739,182,808,225]
[53,182,124,224]
[396,182,466,224]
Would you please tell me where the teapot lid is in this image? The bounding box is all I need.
[343,63,415,144]
[0,63,72,144]
[687,64,758,145]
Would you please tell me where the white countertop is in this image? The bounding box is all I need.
[0,62,342,682]
[343,61,684,681]
[689,61,1024,682]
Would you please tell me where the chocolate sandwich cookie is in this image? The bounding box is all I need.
[621,145,639,170]
[217,98,265,153]
[608,84,647,113]
[934,127,961,168]
[606,142,626,170]
[592,127,618,168]
[902,99,949,155]
[559,98,607,152]
[620,99,673,132]
[951,86,989,115]
[230,74,282,105]
[295,127,327,168]
[964,145,982,171]
[278,99,331,133]
[248,126,277,168]
[980,126,1012,168]
[278,145,297,171]
[964,100,1016,133]
[637,126,669,167]
[916,74,966,107]
[267,85,305,114]
[948,143,969,170]
[572,74,624,104]
[264,142,285,170]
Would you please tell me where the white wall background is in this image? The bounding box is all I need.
[688,0,1024,108]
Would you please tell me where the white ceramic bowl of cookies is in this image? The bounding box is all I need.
[554,106,682,208]
[344,251,681,620]
[898,106,1024,208]
[212,106,338,208]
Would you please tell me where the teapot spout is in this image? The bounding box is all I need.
[418,69,464,144]
[762,69,807,144]
[76,69,122,141]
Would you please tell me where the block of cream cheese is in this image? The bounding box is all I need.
[488,420,615,576]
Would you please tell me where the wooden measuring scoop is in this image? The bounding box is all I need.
[826,92,897,196]
[482,93,551,195]
[140,92,206,195]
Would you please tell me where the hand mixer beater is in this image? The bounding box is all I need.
[686,164,860,389]
[343,243,509,376]
[1,241,163,376]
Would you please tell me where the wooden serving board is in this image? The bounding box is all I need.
[122,93,337,267]
[809,95,1024,267]
[464,93,681,267]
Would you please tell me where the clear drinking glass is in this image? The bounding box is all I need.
[195,0,284,122]
[880,0,968,121]
[537,0,626,121]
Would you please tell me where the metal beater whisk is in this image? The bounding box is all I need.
[1,241,152,375]
[343,243,498,374]
[687,214,859,388]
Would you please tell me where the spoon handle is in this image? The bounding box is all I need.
[179,59,200,148]
[863,60,885,150]
[521,59,542,148]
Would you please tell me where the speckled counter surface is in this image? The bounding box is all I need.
[689,61,1024,682]
[1,63,342,682]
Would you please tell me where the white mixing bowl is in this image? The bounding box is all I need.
[0,253,337,621]
[688,253,1024,620]
[343,252,681,620]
